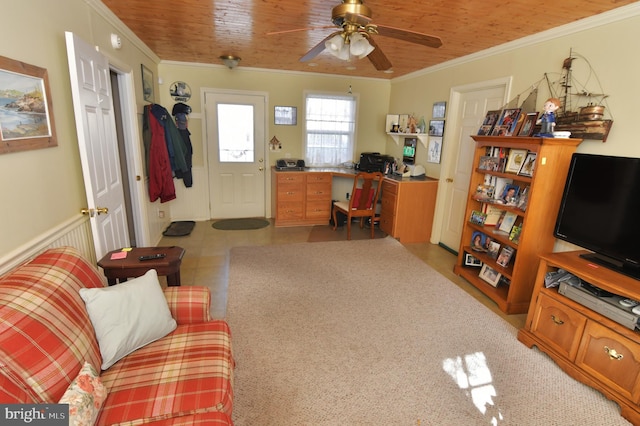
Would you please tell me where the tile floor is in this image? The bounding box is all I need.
[159,220,526,329]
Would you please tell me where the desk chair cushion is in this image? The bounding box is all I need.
[352,188,375,209]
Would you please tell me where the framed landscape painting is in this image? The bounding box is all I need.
[0,55,57,154]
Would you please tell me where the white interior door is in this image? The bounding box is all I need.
[205,91,266,219]
[439,84,507,252]
[65,32,129,259]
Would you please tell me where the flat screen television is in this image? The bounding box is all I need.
[554,153,640,279]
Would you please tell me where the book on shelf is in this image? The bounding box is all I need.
[496,245,515,267]
[509,224,522,244]
[498,212,518,233]
[483,204,504,226]
[470,210,487,225]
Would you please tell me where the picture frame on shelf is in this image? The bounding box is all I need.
[518,112,539,137]
[479,264,502,287]
[398,114,409,132]
[428,120,445,137]
[499,183,520,204]
[496,245,515,268]
[0,55,58,154]
[505,149,528,173]
[477,110,500,136]
[432,101,446,119]
[470,210,487,225]
[465,253,483,267]
[487,240,501,259]
[386,114,400,133]
[471,231,487,252]
[518,152,537,177]
[491,108,521,136]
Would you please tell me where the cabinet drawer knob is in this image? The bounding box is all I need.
[550,315,564,325]
[604,346,624,361]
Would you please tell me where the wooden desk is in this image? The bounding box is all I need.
[272,167,438,243]
[97,246,185,286]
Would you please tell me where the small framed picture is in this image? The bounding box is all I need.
[471,231,487,252]
[518,152,537,177]
[478,110,500,136]
[505,149,528,173]
[518,112,539,137]
[479,264,502,287]
[386,114,399,132]
[487,240,501,259]
[496,245,515,268]
[432,101,446,119]
[427,136,442,163]
[429,120,445,137]
[398,114,409,132]
[465,253,482,267]
[274,106,297,125]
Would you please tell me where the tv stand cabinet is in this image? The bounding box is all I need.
[518,250,640,425]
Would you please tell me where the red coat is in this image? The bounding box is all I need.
[146,107,176,203]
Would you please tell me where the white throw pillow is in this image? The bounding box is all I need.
[80,269,177,370]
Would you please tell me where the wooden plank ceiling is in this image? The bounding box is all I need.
[102,0,636,79]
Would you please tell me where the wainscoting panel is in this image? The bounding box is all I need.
[0,215,95,276]
[170,166,210,221]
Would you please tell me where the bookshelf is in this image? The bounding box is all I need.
[454,136,582,314]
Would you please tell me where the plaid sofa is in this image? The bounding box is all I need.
[0,247,234,425]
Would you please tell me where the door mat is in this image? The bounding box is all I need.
[162,221,196,236]
[212,218,270,230]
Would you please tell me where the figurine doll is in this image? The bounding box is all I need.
[535,98,561,137]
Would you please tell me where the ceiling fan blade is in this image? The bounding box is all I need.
[300,31,341,62]
[267,26,334,36]
[375,24,442,48]
[365,37,392,71]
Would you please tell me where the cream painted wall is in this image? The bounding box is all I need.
[0,0,157,258]
[156,63,391,167]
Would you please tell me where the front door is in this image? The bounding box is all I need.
[205,91,267,219]
[65,32,129,259]
[438,83,507,252]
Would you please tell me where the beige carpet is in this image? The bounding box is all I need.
[227,238,630,425]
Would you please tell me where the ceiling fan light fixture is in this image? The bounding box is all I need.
[325,34,350,60]
[349,32,374,58]
[220,55,241,69]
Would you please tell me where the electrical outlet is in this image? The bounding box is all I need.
[158,210,165,218]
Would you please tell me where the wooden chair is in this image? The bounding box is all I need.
[332,172,384,240]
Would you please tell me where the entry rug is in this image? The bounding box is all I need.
[162,221,196,236]
[212,218,270,230]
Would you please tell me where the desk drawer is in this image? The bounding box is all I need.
[278,202,304,220]
[306,173,331,183]
[382,179,398,196]
[306,200,331,219]
[307,183,332,201]
[277,173,305,184]
[277,184,304,201]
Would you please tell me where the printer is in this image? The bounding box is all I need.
[357,152,395,173]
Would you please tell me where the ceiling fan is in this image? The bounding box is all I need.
[270,0,442,71]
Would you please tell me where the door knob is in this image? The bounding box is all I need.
[96,207,109,215]
[258,167,264,172]
[81,208,95,217]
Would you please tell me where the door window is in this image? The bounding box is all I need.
[218,103,254,162]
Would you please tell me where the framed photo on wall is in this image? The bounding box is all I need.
[429,120,444,137]
[432,101,446,119]
[274,106,297,125]
[141,64,154,103]
[0,55,57,154]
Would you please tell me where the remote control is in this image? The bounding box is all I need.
[139,253,166,261]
